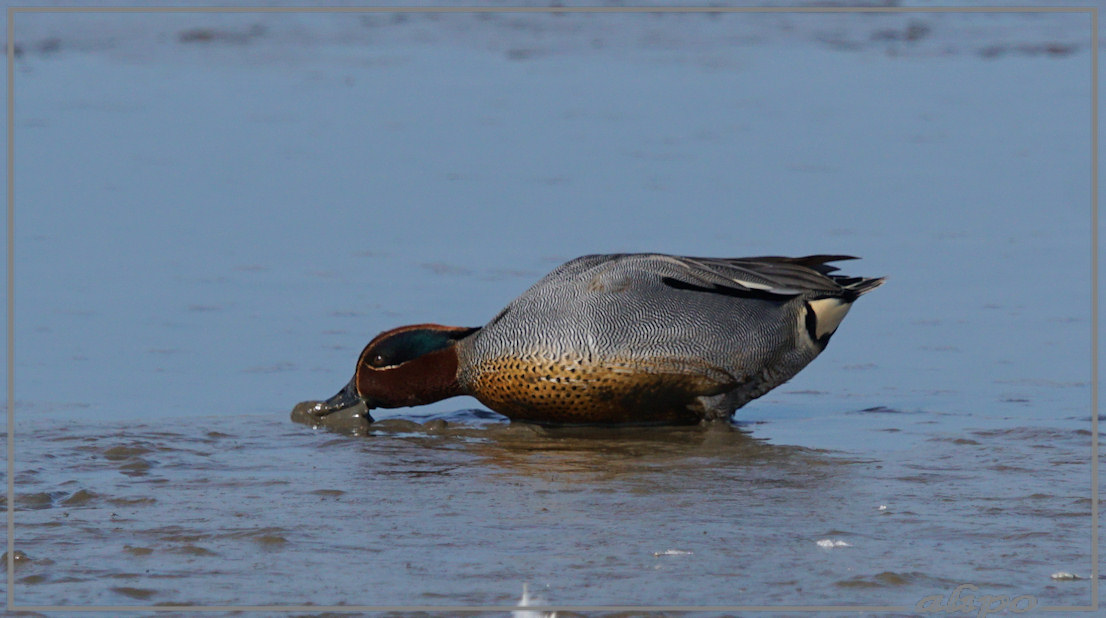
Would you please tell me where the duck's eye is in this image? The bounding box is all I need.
[370,354,387,367]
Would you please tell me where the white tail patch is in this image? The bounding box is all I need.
[807,298,853,339]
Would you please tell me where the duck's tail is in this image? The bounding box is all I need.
[835,275,887,301]
[806,268,885,346]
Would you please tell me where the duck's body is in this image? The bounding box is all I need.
[310,253,884,426]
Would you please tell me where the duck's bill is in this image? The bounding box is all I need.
[311,378,362,417]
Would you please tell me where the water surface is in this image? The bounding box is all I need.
[3,7,1097,613]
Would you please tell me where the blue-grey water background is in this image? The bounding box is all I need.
[1,3,1099,613]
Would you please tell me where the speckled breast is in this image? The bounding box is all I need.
[461,353,713,425]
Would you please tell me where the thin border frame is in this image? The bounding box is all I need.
[4,4,1098,614]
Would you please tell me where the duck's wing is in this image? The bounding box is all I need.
[618,253,865,300]
[543,253,883,301]
[718,255,886,297]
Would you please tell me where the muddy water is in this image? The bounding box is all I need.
[5,403,1092,612]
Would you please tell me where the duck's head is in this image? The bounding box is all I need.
[310,323,479,421]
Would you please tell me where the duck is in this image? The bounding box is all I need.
[308,253,884,426]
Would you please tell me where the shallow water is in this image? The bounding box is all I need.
[3,6,1099,613]
[5,407,1092,610]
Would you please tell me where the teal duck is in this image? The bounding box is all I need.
[309,253,884,425]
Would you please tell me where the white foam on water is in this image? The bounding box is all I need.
[513,583,557,618]
[653,549,694,557]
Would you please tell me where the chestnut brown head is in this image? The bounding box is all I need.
[311,324,479,420]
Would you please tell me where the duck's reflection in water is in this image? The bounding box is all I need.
[291,400,839,488]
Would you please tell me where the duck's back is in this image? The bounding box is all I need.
[457,253,882,424]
